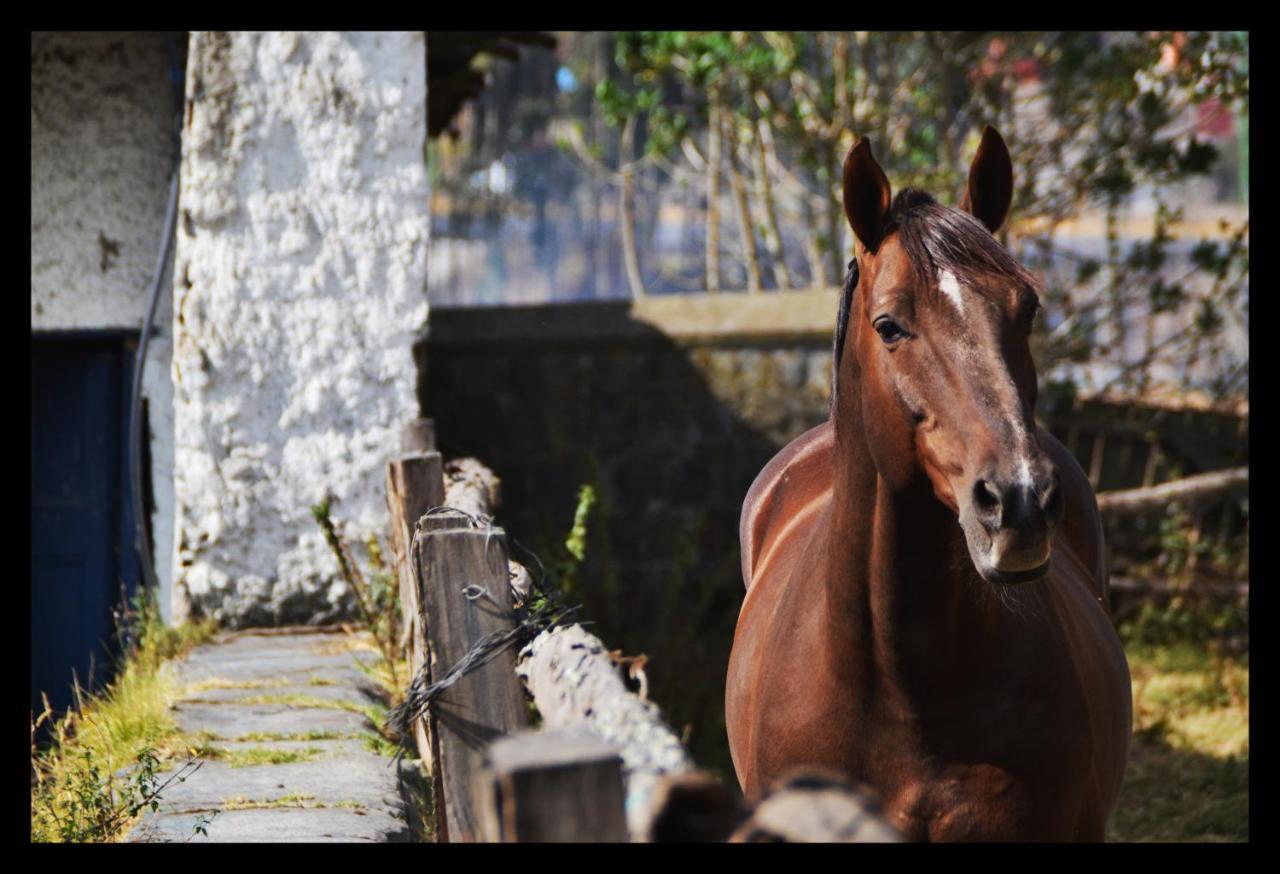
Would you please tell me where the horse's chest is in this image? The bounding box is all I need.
[882,762,1036,842]
[864,706,1083,841]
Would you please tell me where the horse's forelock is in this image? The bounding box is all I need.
[829,188,1036,415]
[888,190,1039,302]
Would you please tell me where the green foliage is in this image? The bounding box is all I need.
[535,483,598,610]
[31,745,206,843]
[1120,597,1248,651]
[1112,598,1248,841]
[310,497,402,696]
[589,31,1248,395]
[31,589,218,842]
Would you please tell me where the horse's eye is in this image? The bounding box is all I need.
[874,317,907,345]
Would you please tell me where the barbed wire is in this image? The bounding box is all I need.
[385,506,581,763]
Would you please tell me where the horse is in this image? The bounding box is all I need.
[725,127,1132,842]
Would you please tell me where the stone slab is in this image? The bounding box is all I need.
[132,807,412,843]
[150,755,406,810]
[173,701,374,740]
[206,738,372,758]
[178,683,384,705]
[128,628,418,842]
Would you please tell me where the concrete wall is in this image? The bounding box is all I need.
[31,31,184,619]
[172,32,430,626]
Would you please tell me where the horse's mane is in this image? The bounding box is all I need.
[829,188,1040,413]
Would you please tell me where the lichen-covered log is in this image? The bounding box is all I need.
[728,771,902,843]
[443,457,502,518]
[516,623,693,838]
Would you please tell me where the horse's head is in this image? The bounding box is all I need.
[835,126,1062,585]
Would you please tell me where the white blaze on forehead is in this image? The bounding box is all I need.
[1018,457,1035,489]
[938,269,965,315]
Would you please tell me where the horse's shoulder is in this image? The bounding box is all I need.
[1038,426,1109,603]
[741,421,834,591]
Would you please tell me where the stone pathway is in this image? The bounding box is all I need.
[130,628,426,843]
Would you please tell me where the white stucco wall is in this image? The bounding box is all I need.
[172,32,430,626]
[31,31,183,620]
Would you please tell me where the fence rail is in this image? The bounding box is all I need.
[383,418,898,842]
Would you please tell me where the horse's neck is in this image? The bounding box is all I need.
[827,394,1003,700]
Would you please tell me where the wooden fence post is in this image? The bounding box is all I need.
[407,511,473,842]
[417,520,530,842]
[401,417,436,454]
[478,729,629,842]
[386,452,445,669]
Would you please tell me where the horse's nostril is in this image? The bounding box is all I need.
[973,479,1002,516]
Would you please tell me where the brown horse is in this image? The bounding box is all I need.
[725,127,1131,841]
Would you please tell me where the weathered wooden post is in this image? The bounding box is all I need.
[477,729,629,842]
[401,417,437,455]
[386,453,444,640]
[385,419,445,823]
[416,515,530,842]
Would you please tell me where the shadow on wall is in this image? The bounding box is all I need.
[419,297,835,779]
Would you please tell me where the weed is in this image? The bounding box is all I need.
[31,589,219,842]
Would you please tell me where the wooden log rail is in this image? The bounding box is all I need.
[1096,466,1248,515]
[384,418,904,842]
[515,623,693,838]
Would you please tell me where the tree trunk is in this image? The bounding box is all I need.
[824,141,844,287]
[724,112,762,293]
[619,114,646,300]
[802,185,829,287]
[705,90,723,293]
[754,117,792,291]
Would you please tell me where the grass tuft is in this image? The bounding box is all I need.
[1109,600,1249,842]
[30,591,219,842]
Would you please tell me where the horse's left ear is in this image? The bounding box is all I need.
[959,125,1013,234]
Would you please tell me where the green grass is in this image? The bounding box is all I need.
[230,730,356,743]
[235,692,387,726]
[1108,601,1249,842]
[197,745,329,768]
[30,593,219,842]
[222,793,366,811]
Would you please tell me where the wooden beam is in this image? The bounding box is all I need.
[478,729,629,842]
[1097,467,1248,515]
[417,523,530,841]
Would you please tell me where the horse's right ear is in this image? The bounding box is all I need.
[843,138,892,254]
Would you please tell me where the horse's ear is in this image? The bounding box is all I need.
[959,125,1013,234]
[843,138,892,254]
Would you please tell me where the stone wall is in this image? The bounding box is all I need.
[172,32,430,626]
[31,31,184,618]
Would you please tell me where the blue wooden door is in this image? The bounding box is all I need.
[31,337,140,719]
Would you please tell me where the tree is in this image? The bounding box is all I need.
[596,31,1248,398]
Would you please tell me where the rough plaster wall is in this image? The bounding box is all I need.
[172,32,429,626]
[31,32,182,619]
[31,32,179,328]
